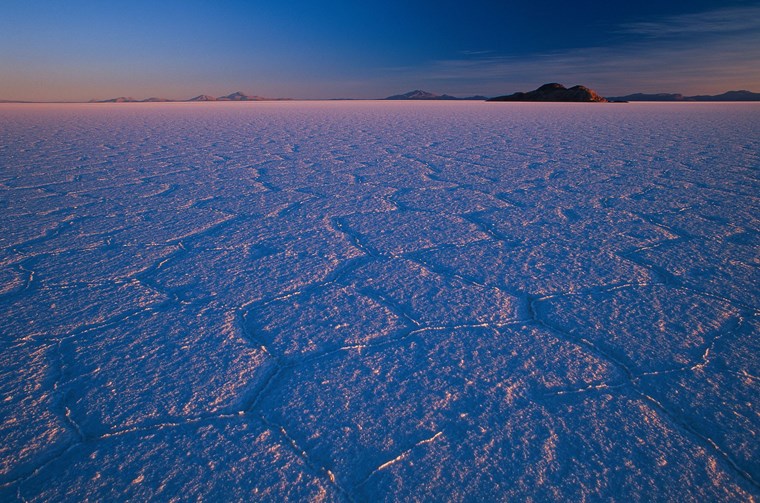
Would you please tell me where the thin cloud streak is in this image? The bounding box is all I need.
[618,5,760,37]
[391,5,760,96]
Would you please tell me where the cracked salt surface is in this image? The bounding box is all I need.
[0,101,758,501]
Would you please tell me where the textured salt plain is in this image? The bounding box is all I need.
[0,101,758,501]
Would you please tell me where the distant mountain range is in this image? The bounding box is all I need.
[2,88,759,103]
[606,90,760,101]
[91,92,290,103]
[384,90,488,100]
[386,87,760,102]
[95,97,171,103]
[488,83,607,102]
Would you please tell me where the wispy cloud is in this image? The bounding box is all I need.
[389,5,760,96]
[456,50,495,56]
[618,6,760,37]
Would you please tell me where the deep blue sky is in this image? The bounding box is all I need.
[1,0,759,100]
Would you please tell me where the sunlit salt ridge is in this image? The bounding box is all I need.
[0,101,758,501]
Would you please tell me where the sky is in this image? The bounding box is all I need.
[1,0,759,101]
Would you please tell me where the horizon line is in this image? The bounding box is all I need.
[2,86,759,104]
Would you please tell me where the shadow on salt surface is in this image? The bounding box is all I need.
[474,204,678,250]
[249,282,408,359]
[641,367,760,485]
[346,258,524,325]
[355,390,754,502]
[0,340,75,483]
[534,284,740,374]
[289,183,398,214]
[536,285,760,487]
[148,231,360,306]
[339,210,487,256]
[0,267,26,297]
[23,245,179,285]
[0,211,66,250]
[257,324,754,500]
[629,238,760,308]
[15,420,336,502]
[192,187,311,217]
[391,186,511,214]
[417,239,654,296]
[0,280,166,339]
[58,306,270,437]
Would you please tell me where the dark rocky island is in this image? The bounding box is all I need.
[488,83,607,102]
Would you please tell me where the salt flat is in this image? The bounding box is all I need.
[0,101,758,501]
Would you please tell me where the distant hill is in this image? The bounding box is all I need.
[606,90,760,101]
[488,83,607,102]
[216,91,269,101]
[188,95,217,101]
[95,97,142,103]
[606,93,686,102]
[92,91,288,103]
[94,96,174,103]
[690,90,760,101]
[385,90,487,100]
[386,90,458,100]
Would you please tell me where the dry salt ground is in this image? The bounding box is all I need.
[0,101,758,501]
